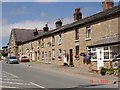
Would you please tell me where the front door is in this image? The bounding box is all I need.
[35,51,37,62]
[97,47,104,70]
[69,49,74,66]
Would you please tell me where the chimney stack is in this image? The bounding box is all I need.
[34,28,38,36]
[55,19,62,28]
[43,24,49,32]
[102,0,114,11]
[74,8,82,21]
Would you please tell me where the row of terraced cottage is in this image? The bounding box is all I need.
[8,1,120,70]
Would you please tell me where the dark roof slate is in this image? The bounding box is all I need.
[89,34,120,47]
[12,28,44,44]
[19,5,120,45]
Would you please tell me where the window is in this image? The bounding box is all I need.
[52,36,55,46]
[49,51,51,63]
[75,46,79,58]
[103,46,110,60]
[49,51,51,58]
[38,40,41,46]
[38,51,40,60]
[42,51,44,59]
[45,52,47,58]
[86,26,91,40]
[91,48,97,60]
[58,49,62,59]
[104,52,109,59]
[110,45,120,59]
[30,42,33,49]
[59,34,62,45]
[75,29,79,40]
[52,49,55,60]
[41,39,44,48]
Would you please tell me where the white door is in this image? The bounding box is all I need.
[97,47,104,70]
[63,50,67,64]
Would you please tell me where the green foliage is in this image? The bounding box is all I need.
[107,68,114,75]
[100,67,107,76]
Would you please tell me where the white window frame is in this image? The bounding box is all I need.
[91,48,97,61]
[103,46,112,61]
[58,49,62,60]
[41,39,44,48]
[59,34,62,45]
[85,26,91,40]
[52,36,55,46]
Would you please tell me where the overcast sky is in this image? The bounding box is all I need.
[1,1,119,49]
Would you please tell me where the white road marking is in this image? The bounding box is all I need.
[2,81,31,85]
[1,78,23,81]
[2,76,8,78]
[30,82,45,88]
[2,71,19,78]
[0,85,18,88]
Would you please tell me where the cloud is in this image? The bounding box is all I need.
[2,16,73,39]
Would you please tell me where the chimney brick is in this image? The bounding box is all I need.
[102,0,114,11]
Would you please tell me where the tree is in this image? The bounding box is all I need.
[2,49,8,57]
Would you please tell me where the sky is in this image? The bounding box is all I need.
[1,1,119,49]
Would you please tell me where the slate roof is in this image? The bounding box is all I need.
[11,28,44,45]
[19,5,120,45]
[89,34,120,47]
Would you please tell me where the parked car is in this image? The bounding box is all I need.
[6,56,19,64]
[19,56,30,62]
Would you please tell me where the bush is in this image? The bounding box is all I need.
[100,67,107,76]
[107,68,114,75]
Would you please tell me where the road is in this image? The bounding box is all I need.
[0,61,119,90]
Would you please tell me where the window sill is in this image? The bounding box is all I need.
[58,58,62,61]
[91,59,112,62]
[58,43,62,45]
[104,59,112,61]
[85,38,91,41]
[74,40,79,42]
[91,59,97,61]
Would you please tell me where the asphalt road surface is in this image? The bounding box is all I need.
[1,61,119,90]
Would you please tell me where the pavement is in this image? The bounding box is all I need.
[21,62,119,85]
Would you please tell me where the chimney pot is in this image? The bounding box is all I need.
[74,8,82,21]
[34,28,38,36]
[43,24,49,32]
[102,0,114,11]
[55,19,62,28]
[75,8,80,13]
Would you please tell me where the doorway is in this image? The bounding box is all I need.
[69,49,74,66]
[35,51,37,62]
